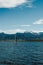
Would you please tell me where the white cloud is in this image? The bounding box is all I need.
[33,19,43,24]
[21,25,30,27]
[0,0,26,8]
[31,30,43,33]
[0,0,35,8]
[0,29,43,34]
[12,24,31,27]
[0,29,26,34]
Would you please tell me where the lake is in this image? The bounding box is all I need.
[0,42,43,65]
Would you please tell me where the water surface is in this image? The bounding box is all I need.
[0,42,43,65]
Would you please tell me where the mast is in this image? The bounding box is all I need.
[15,33,17,42]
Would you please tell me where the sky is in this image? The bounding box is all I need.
[0,0,43,34]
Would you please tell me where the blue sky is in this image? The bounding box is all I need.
[0,0,43,34]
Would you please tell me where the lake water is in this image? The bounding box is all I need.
[0,42,43,65]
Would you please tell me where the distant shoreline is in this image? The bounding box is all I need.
[0,40,43,42]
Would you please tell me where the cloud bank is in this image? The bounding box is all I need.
[0,29,43,34]
[33,19,43,24]
[0,0,34,8]
[31,30,43,33]
[0,29,26,34]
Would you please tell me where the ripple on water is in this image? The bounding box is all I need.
[0,42,43,65]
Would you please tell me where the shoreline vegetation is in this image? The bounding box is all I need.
[0,40,43,42]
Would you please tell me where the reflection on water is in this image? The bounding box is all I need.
[0,42,43,65]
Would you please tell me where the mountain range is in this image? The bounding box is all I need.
[0,32,43,42]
